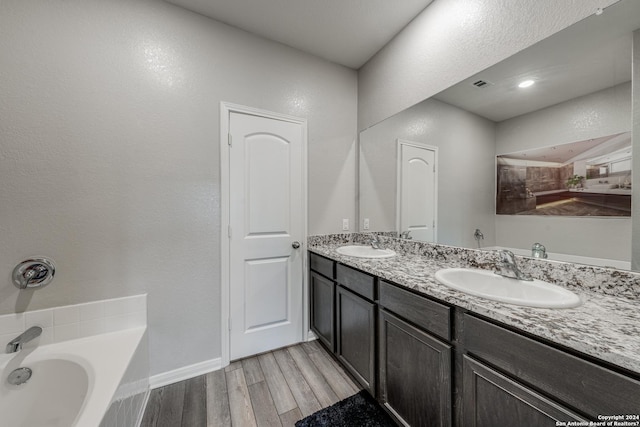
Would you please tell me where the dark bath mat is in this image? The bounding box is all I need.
[295,390,397,427]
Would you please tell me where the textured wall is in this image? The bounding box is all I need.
[0,0,357,376]
[496,83,631,154]
[495,83,632,261]
[358,0,618,131]
[359,98,496,248]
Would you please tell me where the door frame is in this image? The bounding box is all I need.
[395,139,439,242]
[220,102,308,367]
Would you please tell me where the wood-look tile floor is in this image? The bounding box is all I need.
[141,340,361,427]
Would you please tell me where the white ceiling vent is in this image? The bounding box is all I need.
[472,79,494,88]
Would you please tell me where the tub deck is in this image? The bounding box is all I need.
[0,326,147,427]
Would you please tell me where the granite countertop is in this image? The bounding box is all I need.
[309,238,640,375]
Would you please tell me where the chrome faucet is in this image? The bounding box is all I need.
[369,234,383,249]
[474,229,484,249]
[399,230,412,240]
[495,250,532,281]
[531,242,548,259]
[6,326,42,353]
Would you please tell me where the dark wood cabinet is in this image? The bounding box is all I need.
[310,252,335,279]
[307,251,640,427]
[379,280,451,341]
[462,356,585,426]
[463,314,640,419]
[309,271,335,352]
[336,263,375,300]
[379,309,452,427]
[336,285,376,394]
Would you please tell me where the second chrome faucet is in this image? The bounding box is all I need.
[495,250,532,281]
[369,234,382,249]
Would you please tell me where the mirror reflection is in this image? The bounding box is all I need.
[496,132,631,217]
[359,0,639,270]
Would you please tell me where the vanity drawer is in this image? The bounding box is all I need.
[463,314,640,418]
[379,280,451,341]
[309,252,335,279]
[336,264,375,301]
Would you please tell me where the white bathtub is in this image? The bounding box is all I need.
[0,327,147,427]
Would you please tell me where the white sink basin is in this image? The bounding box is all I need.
[335,245,396,259]
[435,268,582,309]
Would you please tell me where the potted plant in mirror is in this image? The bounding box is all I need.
[566,174,584,189]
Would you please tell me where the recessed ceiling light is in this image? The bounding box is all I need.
[518,80,535,88]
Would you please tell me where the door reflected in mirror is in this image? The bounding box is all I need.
[397,140,437,242]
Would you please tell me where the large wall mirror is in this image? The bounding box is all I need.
[359,0,639,270]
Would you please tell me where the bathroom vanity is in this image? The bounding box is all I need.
[308,236,640,427]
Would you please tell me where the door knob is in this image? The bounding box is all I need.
[292,241,301,249]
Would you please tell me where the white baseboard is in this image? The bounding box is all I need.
[149,357,222,389]
[150,335,318,390]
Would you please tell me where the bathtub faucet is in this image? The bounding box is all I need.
[6,326,42,353]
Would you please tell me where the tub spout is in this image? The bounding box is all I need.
[6,326,42,353]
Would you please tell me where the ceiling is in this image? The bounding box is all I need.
[164,0,433,69]
[499,132,631,165]
[434,0,640,122]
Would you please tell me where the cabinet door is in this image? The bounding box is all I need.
[463,314,640,417]
[463,356,586,427]
[336,285,376,394]
[310,271,335,352]
[379,309,451,427]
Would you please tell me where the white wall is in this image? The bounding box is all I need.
[358,0,618,131]
[496,83,631,153]
[360,98,496,248]
[0,0,357,376]
[495,83,632,261]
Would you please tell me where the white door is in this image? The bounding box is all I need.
[398,141,437,242]
[229,111,304,360]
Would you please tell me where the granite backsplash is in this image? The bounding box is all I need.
[308,233,640,301]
